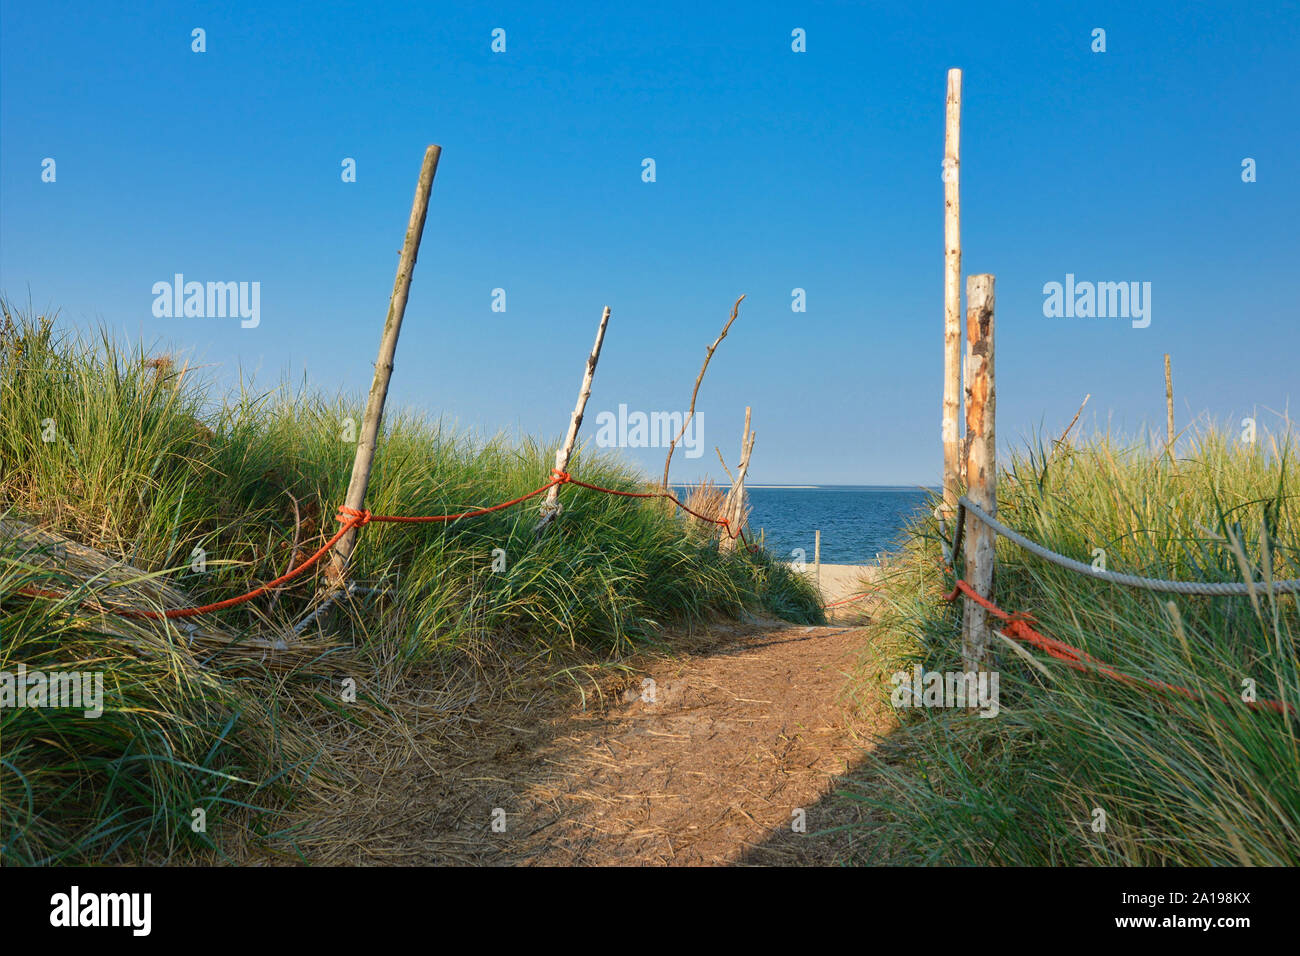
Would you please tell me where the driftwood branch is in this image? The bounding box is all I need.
[720,407,755,554]
[661,294,745,490]
[714,447,735,484]
[536,306,612,534]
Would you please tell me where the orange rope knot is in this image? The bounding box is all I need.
[550,469,572,483]
[336,506,373,526]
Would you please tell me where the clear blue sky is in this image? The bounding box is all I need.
[3,1,1296,484]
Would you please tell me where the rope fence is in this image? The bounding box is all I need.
[15,469,758,621]
[945,496,1296,716]
[943,578,1293,716]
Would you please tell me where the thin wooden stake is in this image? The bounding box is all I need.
[1164,353,1175,456]
[537,306,612,533]
[814,529,822,594]
[942,68,963,513]
[328,145,442,582]
[962,274,996,673]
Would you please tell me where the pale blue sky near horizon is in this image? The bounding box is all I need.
[2,1,1297,484]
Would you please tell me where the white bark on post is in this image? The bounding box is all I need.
[962,274,996,674]
[942,68,963,513]
[720,407,754,553]
[329,144,442,583]
[537,306,612,532]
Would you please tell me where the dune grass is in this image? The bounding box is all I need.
[0,304,821,864]
[849,425,1300,865]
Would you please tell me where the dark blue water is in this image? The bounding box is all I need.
[743,486,934,565]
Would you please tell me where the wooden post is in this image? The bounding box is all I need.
[720,407,754,553]
[962,274,995,673]
[329,145,442,582]
[537,306,612,532]
[814,529,822,594]
[942,68,963,512]
[1164,353,1175,454]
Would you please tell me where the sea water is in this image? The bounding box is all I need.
[743,485,933,565]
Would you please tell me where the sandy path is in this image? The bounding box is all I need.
[269,617,892,866]
[506,621,886,864]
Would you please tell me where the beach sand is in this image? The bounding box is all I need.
[790,561,880,621]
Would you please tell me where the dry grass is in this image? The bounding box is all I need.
[682,479,750,542]
[1,516,338,669]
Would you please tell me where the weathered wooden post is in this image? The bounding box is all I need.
[962,274,995,673]
[942,68,963,512]
[720,407,754,553]
[537,306,612,533]
[329,145,442,582]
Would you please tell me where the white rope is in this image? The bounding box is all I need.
[957,496,1300,596]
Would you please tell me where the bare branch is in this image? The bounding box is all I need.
[661,294,745,489]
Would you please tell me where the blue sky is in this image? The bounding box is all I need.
[3,0,1297,484]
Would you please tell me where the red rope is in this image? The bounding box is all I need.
[19,515,364,620]
[945,579,1293,716]
[15,469,764,621]
[336,474,566,527]
[558,471,761,553]
[823,592,873,610]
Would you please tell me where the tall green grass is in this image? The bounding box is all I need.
[0,555,306,864]
[852,427,1300,865]
[0,305,821,863]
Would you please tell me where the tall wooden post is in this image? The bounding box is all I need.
[962,274,995,672]
[942,68,963,511]
[537,306,612,532]
[329,145,442,581]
